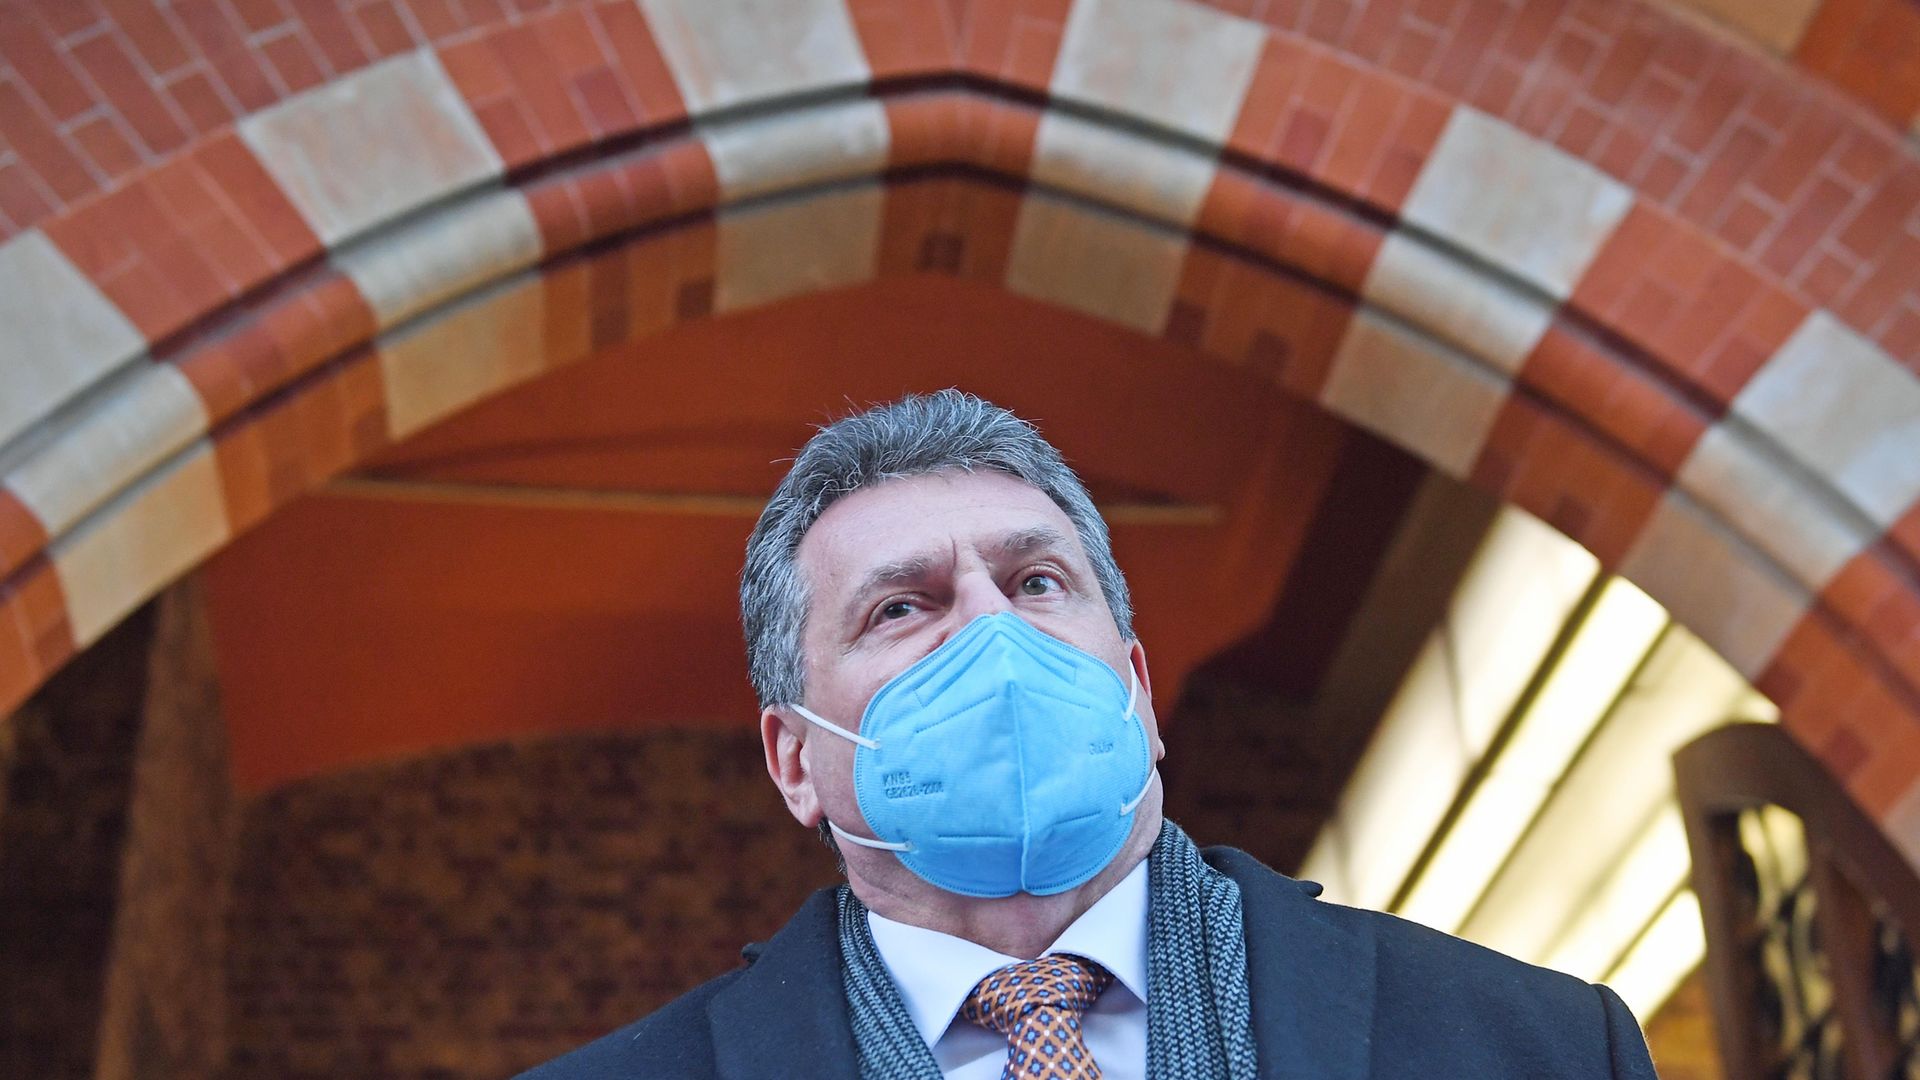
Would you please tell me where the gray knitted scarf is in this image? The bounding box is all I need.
[836,821,1259,1079]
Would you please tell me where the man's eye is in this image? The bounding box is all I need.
[1019,574,1060,596]
[879,600,916,621]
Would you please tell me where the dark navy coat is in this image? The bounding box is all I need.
[518,846,1660,1078]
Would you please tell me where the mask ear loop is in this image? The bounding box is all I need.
[785,703,911,851]
[828,820,911,852]
[788,703,879,750]
[1119,667,1155,817]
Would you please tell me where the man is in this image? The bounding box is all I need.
[524,391,1659,1079]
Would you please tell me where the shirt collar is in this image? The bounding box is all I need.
[865,858,1150,1047]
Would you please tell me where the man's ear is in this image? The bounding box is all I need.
[1128,638,1154,703]
[761,707,823,827]
[1128,639,1165,760]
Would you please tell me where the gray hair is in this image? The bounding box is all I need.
[741,390,1135,709]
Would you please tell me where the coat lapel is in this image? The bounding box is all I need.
[706,888,861,1080]
[1208,847,1376,1080]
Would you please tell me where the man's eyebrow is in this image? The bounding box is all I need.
[990,525,1075,562]
[841,552,944,625]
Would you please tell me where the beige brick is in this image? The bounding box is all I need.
[1731,310,1920,529]
[0,231,147,456]
[1319,309,1510,478]
[240,51,501,246]
[1029,111,1218,227]
[1674,422,1874,592]
[1619,492,1808,678]
[378,274,548,440]
[1052,0,1265,144]
[333,185,543,330]
[1362,231,1554,376]
[1403,109,1633,299]
[6,366,209,539]
[715,185,884,312]
[1660,0,1820,54]
[639,0,868,114]
[53,441,230,649]
[703,99,889,202]
[1005,194,1187,334]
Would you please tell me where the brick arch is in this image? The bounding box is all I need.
[2,0,1918,852]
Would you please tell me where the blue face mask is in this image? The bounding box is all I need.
[790,612,1155,898]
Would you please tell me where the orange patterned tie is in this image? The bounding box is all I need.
[958,953,1113,1080]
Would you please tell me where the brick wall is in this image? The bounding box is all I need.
[224,730,837,1079]
[0,604,153,1080]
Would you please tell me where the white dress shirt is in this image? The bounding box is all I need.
[866,859,1150,1080]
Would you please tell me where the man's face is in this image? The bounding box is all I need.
[778,469,1163,845]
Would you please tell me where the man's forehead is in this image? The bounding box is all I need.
[796,470,1085,584]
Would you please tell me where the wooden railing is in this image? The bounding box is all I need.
[1676,723,1920,1080]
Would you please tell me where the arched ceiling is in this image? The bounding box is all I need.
[202,276,1423,792]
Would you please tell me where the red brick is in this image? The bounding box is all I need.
[1467,58,1522,118]
[1520,324,1616,413]
[846,0,954,79]
[1796,251,1860,302]
[492,26,592,156]
[1636,152,1688,204]
[590,0,685,125]
[227,0,293,36]
[534,6,606,76]
[1367,91,1450,210]
[172,0,278,112]
[212,417,274,534]
[960,0,1071,90]
[162,69,238,134]
[0,489,46,582]
[461,0,510,27]
[573,66,640,140]
[472,98,543,171]
[1751,108,1847,209]
[71,32,190,157]
[404,0,466,40]
[1319,71,1402,201]
[70,115,143,178]
[1554,103,1607,159]
[1299,0,1350,42]
[30,0,101,39]
[192,132,322,267]
[0,84,97,201]
[0,12,95,120]
[1837,232,1920,336]
[1571,202,1675,314]
[1758,175,1858,281]
[288,0,369,73]
[0,594,41,717]
[1668,65,1743,157]
[1880,304,1920,363]
[1342,0,1402,65]
[1428,14,1481,97]
[0,162,55,230]
[259,28,327,95]
[354,0,419,59]
[1836,162,1920,265]
[100,0,194,78]
[1832,128,1900,190]
[10,557,75,674]
[1590,20,1654,105]
[1715,195,1775,254]
[1226,36,1310,161]
[1381,24,1438,82]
